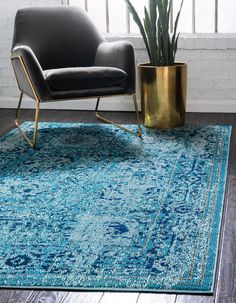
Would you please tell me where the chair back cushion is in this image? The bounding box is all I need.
[12,6,104,70]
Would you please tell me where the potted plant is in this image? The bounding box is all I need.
[125,0,187,129]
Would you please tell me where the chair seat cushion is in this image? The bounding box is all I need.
[44,66,128,91]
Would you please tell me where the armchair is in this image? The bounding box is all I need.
[11,6,142,148]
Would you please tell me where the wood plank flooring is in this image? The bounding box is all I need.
[0,109,235,303]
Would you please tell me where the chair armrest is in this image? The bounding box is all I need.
[95,41,136,94]
[11,46,50,101]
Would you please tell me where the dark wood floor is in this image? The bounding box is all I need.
[0,109,235,303]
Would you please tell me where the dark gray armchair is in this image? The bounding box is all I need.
[11,6,142,148]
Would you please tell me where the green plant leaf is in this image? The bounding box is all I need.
[167,0,173,64]
[158,0,169,65]
[172,0,184,60]
[124,0,151,61]
[149,0,157,38]
[144,3,158,65]
[173,32,180,62]
[124,0,184,66]
[157,18,163,65]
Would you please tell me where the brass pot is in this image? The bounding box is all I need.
[138,62,187,129]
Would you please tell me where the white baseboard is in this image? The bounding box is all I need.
[186,99,236,113]
[1,97,236,113]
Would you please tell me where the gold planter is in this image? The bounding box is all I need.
[138,62,187,129]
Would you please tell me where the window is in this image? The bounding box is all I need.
[69,0,236,34]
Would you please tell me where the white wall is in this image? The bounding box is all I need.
[0,0,236,112]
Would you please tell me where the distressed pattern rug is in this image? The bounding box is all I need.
[0,122,231,293]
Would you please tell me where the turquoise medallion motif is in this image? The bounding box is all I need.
[0,122,231,293]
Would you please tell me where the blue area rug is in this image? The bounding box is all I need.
[0,122,231,293]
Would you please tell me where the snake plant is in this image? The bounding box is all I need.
[124,0,184,66]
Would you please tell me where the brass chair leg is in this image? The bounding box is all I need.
[15,92,40,148]
[95,94,142,137]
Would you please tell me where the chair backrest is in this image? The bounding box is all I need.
[12,6,104,70]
